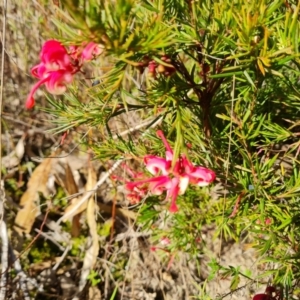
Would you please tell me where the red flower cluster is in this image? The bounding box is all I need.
[26,40,103,109]
[125,130,215,212]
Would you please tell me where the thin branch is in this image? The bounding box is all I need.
[52,245,71,271]
[0,0,8,220]
[111,116,162,140]
[218,60,236,261]
[0,197,8,300]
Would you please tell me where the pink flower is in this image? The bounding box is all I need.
[188,165,216,186]
[173,155,216,187]
[81,42,103,61]
[69,45,80,61]
[26,40,77,109]
[44,70,74,94]
[25,70,74,109]
[144,155,171,175]
[126,175,171,196]
[265,218,272,225]
[26,39,103,109]
[166,177,180,212]
[125,130,216,212]
[125,181,147,200]
[39,40,71,70]
[148,176,173,195]
[25,97,35,109]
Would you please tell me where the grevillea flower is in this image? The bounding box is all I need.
[26,39,103,109]
[25,71,74,109]
[125,130,215,212]
[116,164,149,204]
[39,40,71,70]
[68,42,103,63]
[25,40,77,109]
[81,42,103,61]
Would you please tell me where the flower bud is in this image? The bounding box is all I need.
[157,64,165,73]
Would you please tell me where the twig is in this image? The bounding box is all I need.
[0,208,8,300]
[52,245,71,271]
[229,191,246,218]
[111,116,162,140]
[0,177,7,300]
[9,212,51,298]
[0,0,8,196]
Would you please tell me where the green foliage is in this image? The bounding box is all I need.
[87,269,102,286]
[37,0,300,297]
[69,234,88,257]
[28,239,61,264]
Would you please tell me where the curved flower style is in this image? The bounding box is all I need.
[25,71,74,109]
[125,130,216,212]
[144,155,171,176]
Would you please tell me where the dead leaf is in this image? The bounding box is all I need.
[86,191,99,267]
[63,161,87,218]
[64,162,79,195]
[54,159,79,196]
[55,159,84,237]
[71,215,81,237]
[77,163,99,294]
[64,196,88,226]
[63,160,97,237]
[86,164,98,261]
[14,156,54,234]
[88,286,101,300]
[57,161,81,237]
[257,58,266,76]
